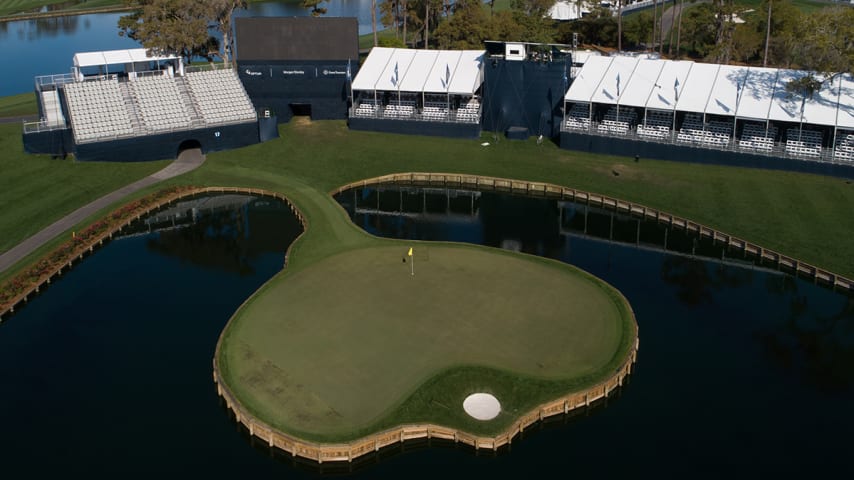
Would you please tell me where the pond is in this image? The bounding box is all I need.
[0,0,383,96]
[1,188,852,477]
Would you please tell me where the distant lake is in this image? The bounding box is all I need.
[0,0,383,96]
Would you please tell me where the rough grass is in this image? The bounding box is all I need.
[219,243,633,440]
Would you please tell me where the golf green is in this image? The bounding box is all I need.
[217,242,635,440]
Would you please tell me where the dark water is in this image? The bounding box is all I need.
[2,189,853,477]
[0,0,382,96]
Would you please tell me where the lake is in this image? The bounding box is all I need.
[0,0,383,96]
[1,188,851,476]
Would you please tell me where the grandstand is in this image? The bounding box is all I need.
[348,47,485,138]
[561,55,854,172]
[23,48,263,162]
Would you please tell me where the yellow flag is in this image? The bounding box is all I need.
[407,247,413,257]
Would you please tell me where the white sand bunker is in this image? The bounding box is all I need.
[463,393,501,420]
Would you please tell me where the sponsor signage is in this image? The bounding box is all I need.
[274,66,310,79]
[320,65,348,78]
[241,66,267,77]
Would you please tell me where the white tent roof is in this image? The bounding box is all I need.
[351,47,395,91]
[645,60,693,111]
[619,58,664,108]
[352,47,484,95]
[565,55,612,103]
[706,65,749,116]
[73,48,178,68]
[591,55,639,104]
[448,50,484,95]
[735,67,778,120]
[566,54,854,129]
[675,63,720,113]
[399,50,439,92]
[375,49,417,91]
[837,74,854,130]
[802,74,840,127]
[423,50,463,94]
[768,69,804,123]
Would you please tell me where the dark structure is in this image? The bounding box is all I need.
[481,41,571,140]
[235,17,360,123]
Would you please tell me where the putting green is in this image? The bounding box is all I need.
[217,243,635,440]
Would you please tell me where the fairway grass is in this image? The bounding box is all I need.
[218,243,635,440]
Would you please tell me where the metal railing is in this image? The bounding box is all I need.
[561,120,852,165]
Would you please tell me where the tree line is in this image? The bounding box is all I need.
[119,0,852,78]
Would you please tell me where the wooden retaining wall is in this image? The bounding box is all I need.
[0,186,306,321]
[212,337,639,464]
[331,173,854,293]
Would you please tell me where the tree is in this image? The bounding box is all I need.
[677,2,716,58]
[510,0,556,44]
[434,0,489,49]
[372,0,378,46]
[301,0,327,17]
[709,0,736,63]
[623,11,652,50]
[567,6,617,48]
[617,0,622,52]
[118,0,217,62]
[208,0,247,64]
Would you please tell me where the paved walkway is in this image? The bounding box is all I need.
[0,148,205,275]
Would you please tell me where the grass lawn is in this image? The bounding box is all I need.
[0,92,36,118]
[218,243,634,440]
[0,123,167,255]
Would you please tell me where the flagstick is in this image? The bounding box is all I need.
[411,252,414,276]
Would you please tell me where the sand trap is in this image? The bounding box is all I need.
[463,393,501,420]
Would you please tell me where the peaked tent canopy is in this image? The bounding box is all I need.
[352,47,485,96]
[73,48,180,69]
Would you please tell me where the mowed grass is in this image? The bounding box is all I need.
[0,92,36,118]
[219,243,634,440]
[0,0,125,17]
[0,123,167,254]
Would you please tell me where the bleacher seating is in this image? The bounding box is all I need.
[354,101,379,117]
[677,114,731,147]
[739,122,777,152]
[834,133,854,161]
[565,103,590,131]
[63,77,134,143]
[637,110,672,139]
[421,106,449,120]
[185,69,256,125]
[129,75,192,131]
[785,128,822,158]
[455,97,480,123]
[598,106,635,135]
[384,102,416,118]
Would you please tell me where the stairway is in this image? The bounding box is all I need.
[175,77,206,128]
[118,80,145,134]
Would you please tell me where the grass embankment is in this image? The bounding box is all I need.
[0,0,127,19]
[218,243,634,440]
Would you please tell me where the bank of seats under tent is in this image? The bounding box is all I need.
[565,103,590,131]
[785,128,822,158]
[422,96,449,121]
[185,69,257,125]
[739,122,777,152]
[354,98,380,117]
[677,114,731,147]
[597,106,636,136]
[455,98,480,123]
[637,110,672,139]
[835,133,854,161]
[64,78,134,143]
